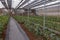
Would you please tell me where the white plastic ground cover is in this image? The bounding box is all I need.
[31,0,60,9]
[12,0,22,8]
[20,0,35,8]
[0,1,5,8]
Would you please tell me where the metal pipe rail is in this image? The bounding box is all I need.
[34,23,60,35]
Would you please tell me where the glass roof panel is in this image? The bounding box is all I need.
[16,0,25,8]
[20,0,35,8]
[31,0,60,9]
[12,0,22,8]
[0,1,5,8]
[5,0,8,7]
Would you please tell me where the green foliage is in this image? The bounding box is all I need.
[0,16,9,39]
[14,15,60,40]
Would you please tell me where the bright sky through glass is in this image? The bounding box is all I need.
[0,1,5,8]
[31,0,60,9]
[20,0,35,8]
[0,0,59,9]
[12,0,21,8]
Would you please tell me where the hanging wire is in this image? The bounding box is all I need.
[27,8,30,23]
[43,2,46,28]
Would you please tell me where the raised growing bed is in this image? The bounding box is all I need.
[19,22,45,40]
[13,15,60,40]
[0,15,9,40]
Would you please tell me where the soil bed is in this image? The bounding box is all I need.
[19,22,46,40]
[1,24,7,40]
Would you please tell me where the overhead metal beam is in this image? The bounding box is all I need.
[15,0,23,9]
[18,0,29,8]
[20,0,35,8]
[1,0,8,9]
[0,0,4,1]
[24,0,42,9]
[31,0,60,9]
[24,0,54,9]
[16,0,26,9]
[41,4,60,9]
[7,0,12,9]
[24,0,41,7]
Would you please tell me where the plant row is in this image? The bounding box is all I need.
[14,15,60,40]
[0,15,9,40]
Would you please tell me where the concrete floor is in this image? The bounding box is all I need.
[5,17,29,40]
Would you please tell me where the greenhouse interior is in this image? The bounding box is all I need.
[0,0,60,40]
